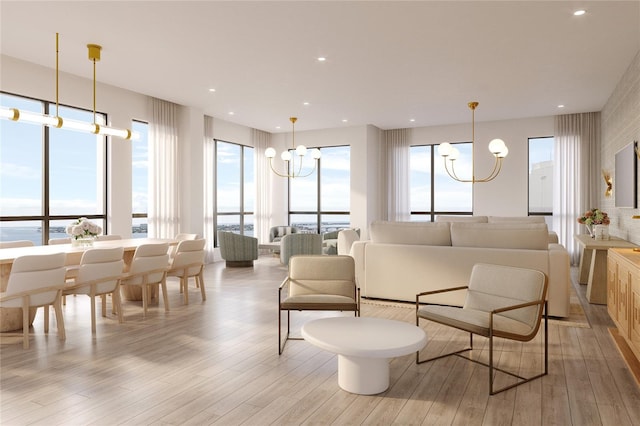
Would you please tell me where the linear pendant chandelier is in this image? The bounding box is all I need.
[265,117,321,178]
[437,101,508,183]
[0,33,138,140]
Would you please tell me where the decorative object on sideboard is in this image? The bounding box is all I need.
[437,101,509,184]
[265,117,321,178]
[0,33,138,140]
[602,169,613,197]
[593,224,610,240]
[577,208,610,238]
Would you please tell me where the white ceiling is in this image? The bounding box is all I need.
[1,1,639,132]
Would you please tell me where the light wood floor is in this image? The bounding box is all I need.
[1,255,639,426]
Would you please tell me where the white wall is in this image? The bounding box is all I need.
[601,50,640,244]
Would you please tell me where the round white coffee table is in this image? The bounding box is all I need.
[301,317,427,395]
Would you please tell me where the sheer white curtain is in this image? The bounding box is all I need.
[553,112,600,264]
[384,129,411,221]
[252,128,272,244]
[148,98,180,239]
[203,116,216,263]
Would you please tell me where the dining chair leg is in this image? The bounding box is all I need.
[161,278,170,312]
[182,276,189,305]
[112,289,124,324]
[90,295,97,335]
[113,287,119,315]
[198,270,206,301]
[101,294,107,317]
[22,296,29,349]
[142,285,148,317]
[54,294,65,341]
[43,304,50,333]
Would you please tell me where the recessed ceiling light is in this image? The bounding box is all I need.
[208,88,216,92]
[410,119,415,122]
[342,119,348,123]
[275,126,281,129]
[558,104,565,108]
[303,102,310,106]
[228,111,235,115]
[573,10,586,16]
[317,57,326,62]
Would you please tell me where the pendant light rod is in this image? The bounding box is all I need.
[265,117,321,178]
[437,101,508,183]
[0,33,137,140]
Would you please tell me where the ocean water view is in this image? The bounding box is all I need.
[0,226,148,246]
[1,222,349,246]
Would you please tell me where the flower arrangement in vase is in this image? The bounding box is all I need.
[577,208,610,238]
[66,217,102,247]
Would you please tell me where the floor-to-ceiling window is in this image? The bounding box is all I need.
[131,120,148,238]
[0,92,108,245]
[215,140,254,244]
[528,136,554,222]
[410,143,473,221]
[289,145,350,233]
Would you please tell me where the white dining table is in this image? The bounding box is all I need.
[0,238,177,332]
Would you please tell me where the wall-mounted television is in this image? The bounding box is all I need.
[614,141,638,208]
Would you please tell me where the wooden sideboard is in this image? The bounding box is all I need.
[607,248,640,363]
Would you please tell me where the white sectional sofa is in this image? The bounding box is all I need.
[351,219,571,318]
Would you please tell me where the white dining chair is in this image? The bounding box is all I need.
[96,235,122,241]
[168,233,198,258]
[0,240,35,249]
[49,238,71,245]
[175,233,198,241]
[167,239,206,304]
[119,243,170,316]
[63,247,125,334]
[0,252,67,348]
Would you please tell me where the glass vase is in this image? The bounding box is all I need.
[72,236,95,247]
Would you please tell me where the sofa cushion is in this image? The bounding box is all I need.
[369,221,451,246]
[487,216,545,223]
[450,223,549,250]
[435,215,488,223]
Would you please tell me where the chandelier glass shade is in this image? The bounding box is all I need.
[265,117,321,178]
[438,101,508,183]
[0,33,138,140]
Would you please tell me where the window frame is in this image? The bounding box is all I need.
[527,136,554,218]
[288,144,351,234]
[410,142,473,222]
[131,119,149,238]
[214,139,254,246]
[0,91,109,245]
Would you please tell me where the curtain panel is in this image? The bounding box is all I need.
[148,98,180,239]
[384,128,411,221]
[252,128,272,244]
[553,112,601,264]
